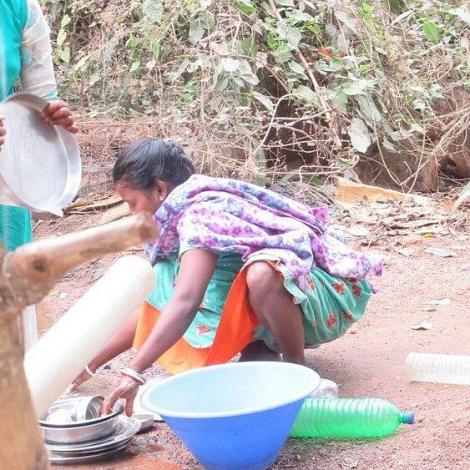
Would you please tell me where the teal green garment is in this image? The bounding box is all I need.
[0,0,33,251]
[146,253,244,348]
[256,268,372,351]
[145,253,372,351]
[0,0,28,97]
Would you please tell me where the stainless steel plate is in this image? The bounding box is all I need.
[0,92,81,214]
[133,414,155,433]
[48,441,129,465]
[49,438,132,457]
[45,416,141,453]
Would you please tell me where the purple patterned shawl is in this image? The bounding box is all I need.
[145,175,383,284]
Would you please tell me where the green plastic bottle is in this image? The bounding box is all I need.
[290,398,414,438]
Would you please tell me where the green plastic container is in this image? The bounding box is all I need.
[290,398,414,439]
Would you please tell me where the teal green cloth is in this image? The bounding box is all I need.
[146,254,372,351]
[257,268,372,351]
[0,205,32,251]
[0,0,33,252]
[146,254,244,348]
[0,0,28,97]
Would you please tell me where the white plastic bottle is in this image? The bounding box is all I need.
[405,352,470,385]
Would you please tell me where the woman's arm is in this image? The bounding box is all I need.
[131,249,217,372]
[101,249,217,415]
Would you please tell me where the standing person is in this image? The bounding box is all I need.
[72,139,382,416]
[0,0,77,348]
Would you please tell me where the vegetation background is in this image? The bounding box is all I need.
[41,0,470,192]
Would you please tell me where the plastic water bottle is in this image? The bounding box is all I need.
[290,398,414,438]
[406,352,470,385]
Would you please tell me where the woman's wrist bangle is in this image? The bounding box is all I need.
[121,367,146,385]
[85,364,96,377]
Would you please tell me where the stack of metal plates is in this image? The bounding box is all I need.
[39,396,141,465]
[45,416,141,465]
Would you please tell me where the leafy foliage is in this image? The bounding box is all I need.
[41,0,470,186]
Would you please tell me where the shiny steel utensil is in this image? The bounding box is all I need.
[40,413,120,445]
[39,397,123,428]
[48,442,129,465]
[73,396,103,422]
[45,416,140,453]
[40,399,125,445]
[133,414,154,433]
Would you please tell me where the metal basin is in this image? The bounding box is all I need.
[40,413,120,444]
[46,416,141,465]
[45,416,140,453]
[39,396,123,428]
[39,397,124,444]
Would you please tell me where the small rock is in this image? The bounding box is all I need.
[341,457,358,469]
[411,320,433,331]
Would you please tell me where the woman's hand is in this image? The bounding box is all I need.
[70,366,95,392]
[0,115,5,147]
[102,375,140,417]
[0,101,77,149]
[41,100,78,134]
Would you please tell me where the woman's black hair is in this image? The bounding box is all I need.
[112,138,195,190]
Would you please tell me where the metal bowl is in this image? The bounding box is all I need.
[0,92,81,215]
[40,413,120,445]
[39,397,123,428]
[45,416,141,454]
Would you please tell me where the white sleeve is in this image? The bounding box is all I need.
[20,0,58,100]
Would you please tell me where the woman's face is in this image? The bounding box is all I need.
[116,182,163,215]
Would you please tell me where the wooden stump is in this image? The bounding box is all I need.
[0,213,158,469]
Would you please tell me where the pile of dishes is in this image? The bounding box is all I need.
[39,396,140,465]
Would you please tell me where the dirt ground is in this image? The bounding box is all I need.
[33,168,470,470]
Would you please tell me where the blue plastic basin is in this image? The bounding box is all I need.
[141,362,320,470]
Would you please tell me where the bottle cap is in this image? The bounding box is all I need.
[400,412,415,425]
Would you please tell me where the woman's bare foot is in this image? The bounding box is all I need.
[239,341,281,362]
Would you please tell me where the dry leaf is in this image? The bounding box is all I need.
[396,247,416,257]
[348,225,370,237]
[429,298,451,306]
[424,247,457,258]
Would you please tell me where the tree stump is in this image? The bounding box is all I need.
[0,213,157,469]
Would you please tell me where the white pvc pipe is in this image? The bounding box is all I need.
[24,255,155,417]
[22,305,38,351]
